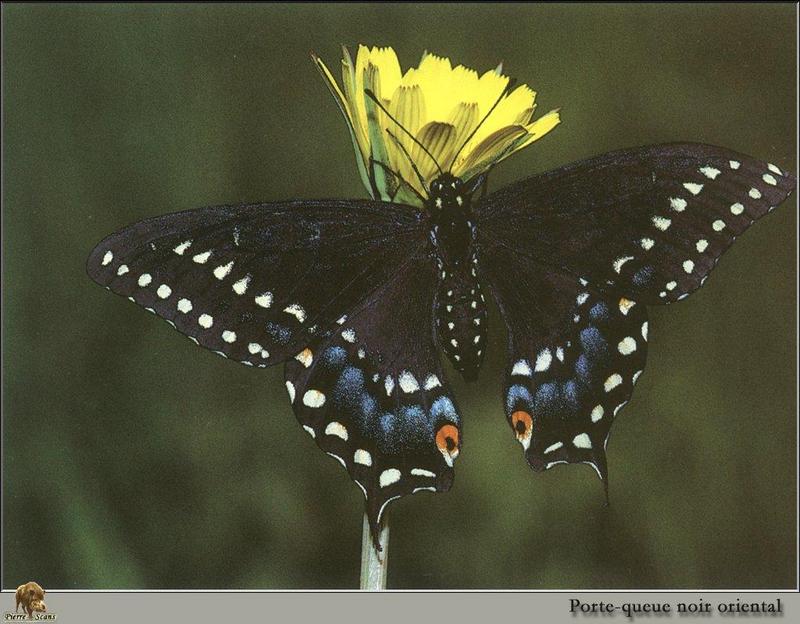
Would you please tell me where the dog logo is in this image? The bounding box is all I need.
[7,582,54,620]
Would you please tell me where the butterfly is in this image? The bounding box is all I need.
[86,82,796,550]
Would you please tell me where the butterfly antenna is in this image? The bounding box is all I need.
[385,129,430,195]
[447,77,517,172]
[364,88,444,176]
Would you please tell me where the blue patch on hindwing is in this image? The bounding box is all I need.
[534,382,558,410]
[431,396,457,421]
[506,384,533,413]
[575,353,592,380]
[589,302,608,321]
[376,404,436,454]
[580,326,607,357]
[322,346,348,368]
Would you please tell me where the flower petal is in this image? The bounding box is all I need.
[389,84,426,136]
[312,52,371,193]
[474,67,511,118]
[471,84,536,148]
[456,124,529,180]
[350,46,400,153]
[414,121,456,182]
[364,46,403,96]
[517,109,561,150]
[401,53,457,122]
[341,46,369,166]
[441,102,479,170]
[513,107,535,125]
[388,84,427,194]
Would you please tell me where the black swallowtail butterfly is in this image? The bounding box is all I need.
[86,83,795,549]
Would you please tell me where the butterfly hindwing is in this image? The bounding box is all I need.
[284,252,462,546]
[480,243,648,482]
[478,143,795,305]
[87,200,425,367]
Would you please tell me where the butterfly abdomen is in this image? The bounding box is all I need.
[433,252,487,381]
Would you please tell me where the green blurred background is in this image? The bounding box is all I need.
[2,4,796,589]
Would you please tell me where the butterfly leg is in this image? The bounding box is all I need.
[480,169,492,201]
[384,130,431,196]
[365,154,385,200]
[476,178,489,203]
[465,166,494,201]
[369,156,426,204]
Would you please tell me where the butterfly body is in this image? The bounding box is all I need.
[87,142,795,549]
[426,173,487,380]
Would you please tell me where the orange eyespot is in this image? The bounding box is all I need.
[435,424,460,465]
[511,410,532,436]
[511,410,533,449]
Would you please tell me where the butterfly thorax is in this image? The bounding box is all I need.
[427,174,473,266]
[427,174,487,381]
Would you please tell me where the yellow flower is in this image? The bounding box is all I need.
[313,45,560,206]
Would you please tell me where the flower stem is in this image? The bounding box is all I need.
[359,512,389,590]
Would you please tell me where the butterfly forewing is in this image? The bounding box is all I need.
[478,143,796,305]
[87,200,425,367]
[284,251,462,546]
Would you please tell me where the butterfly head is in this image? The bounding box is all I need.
[427,174,471,215]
